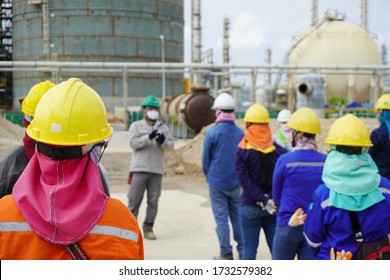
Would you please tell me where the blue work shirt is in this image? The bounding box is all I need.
[202,121,244,190]
[236,143,286,206]
[272,149,326,226]
[369,124,390,180]
[303,177,390,260]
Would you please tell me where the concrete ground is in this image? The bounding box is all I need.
[104,130,272,260]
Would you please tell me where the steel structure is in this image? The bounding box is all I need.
[361,0,368,30]
[0,0,12,108]
[0,60,388,111]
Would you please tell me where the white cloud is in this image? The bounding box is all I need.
[274,37,294,63]
[229,13,266,49]
[184,0,390,65]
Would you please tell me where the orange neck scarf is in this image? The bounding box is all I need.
[238,123,275,153]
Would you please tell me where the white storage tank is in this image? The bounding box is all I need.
[288,15,382,104]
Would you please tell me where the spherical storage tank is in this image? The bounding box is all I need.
[12,0,184,110]
[288,15,382,104]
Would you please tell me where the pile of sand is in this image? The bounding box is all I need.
[165,117,380,178]
[0,116,24,158]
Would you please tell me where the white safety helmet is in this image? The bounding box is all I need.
[277,109,292,123]
[212,92,236,110]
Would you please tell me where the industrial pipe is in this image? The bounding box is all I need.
[295,73,326,118]
[296,82,313,95]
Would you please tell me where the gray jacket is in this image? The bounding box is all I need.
[128,119,174,175]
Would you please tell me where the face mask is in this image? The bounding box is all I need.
[82,141,108,164]
[89,145,102,164]
[280,123,290,132]
[146,110,159,120]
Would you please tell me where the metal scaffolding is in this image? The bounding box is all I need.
[0,0,12,108]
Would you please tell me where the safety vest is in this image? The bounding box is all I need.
[0,195,144,260]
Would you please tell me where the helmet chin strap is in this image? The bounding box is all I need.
[37,143,83,161]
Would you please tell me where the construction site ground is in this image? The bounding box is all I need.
[0,116,380,260]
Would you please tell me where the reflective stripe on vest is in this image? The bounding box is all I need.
[0,222,138,242]
[321,198,329,209]
[303,231,322,248]
[0,222,32,232]
[379,187,390,195]
[286,162,325,168]
[91,225,139,242]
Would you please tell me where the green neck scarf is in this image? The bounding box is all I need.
[322,147,384,211]
[277,129,290,144]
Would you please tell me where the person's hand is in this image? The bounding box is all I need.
[263,199,276,215]
[149,130,158,140]
[155,132,166,145]
[330,247,352,260]
[288,208,306,227]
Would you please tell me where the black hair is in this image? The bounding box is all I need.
[291,131,316,147]
[302,132,315,139]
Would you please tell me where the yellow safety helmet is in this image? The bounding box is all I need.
[374,94,390,110]
[244,103,270,123]
[324,114,372,147]
[21,80,56,117]
[287,107,321,134]
[27,78,113,146]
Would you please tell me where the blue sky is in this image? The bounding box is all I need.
[183,0,390,67]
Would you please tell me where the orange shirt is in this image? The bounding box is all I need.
[0,195,144,260]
